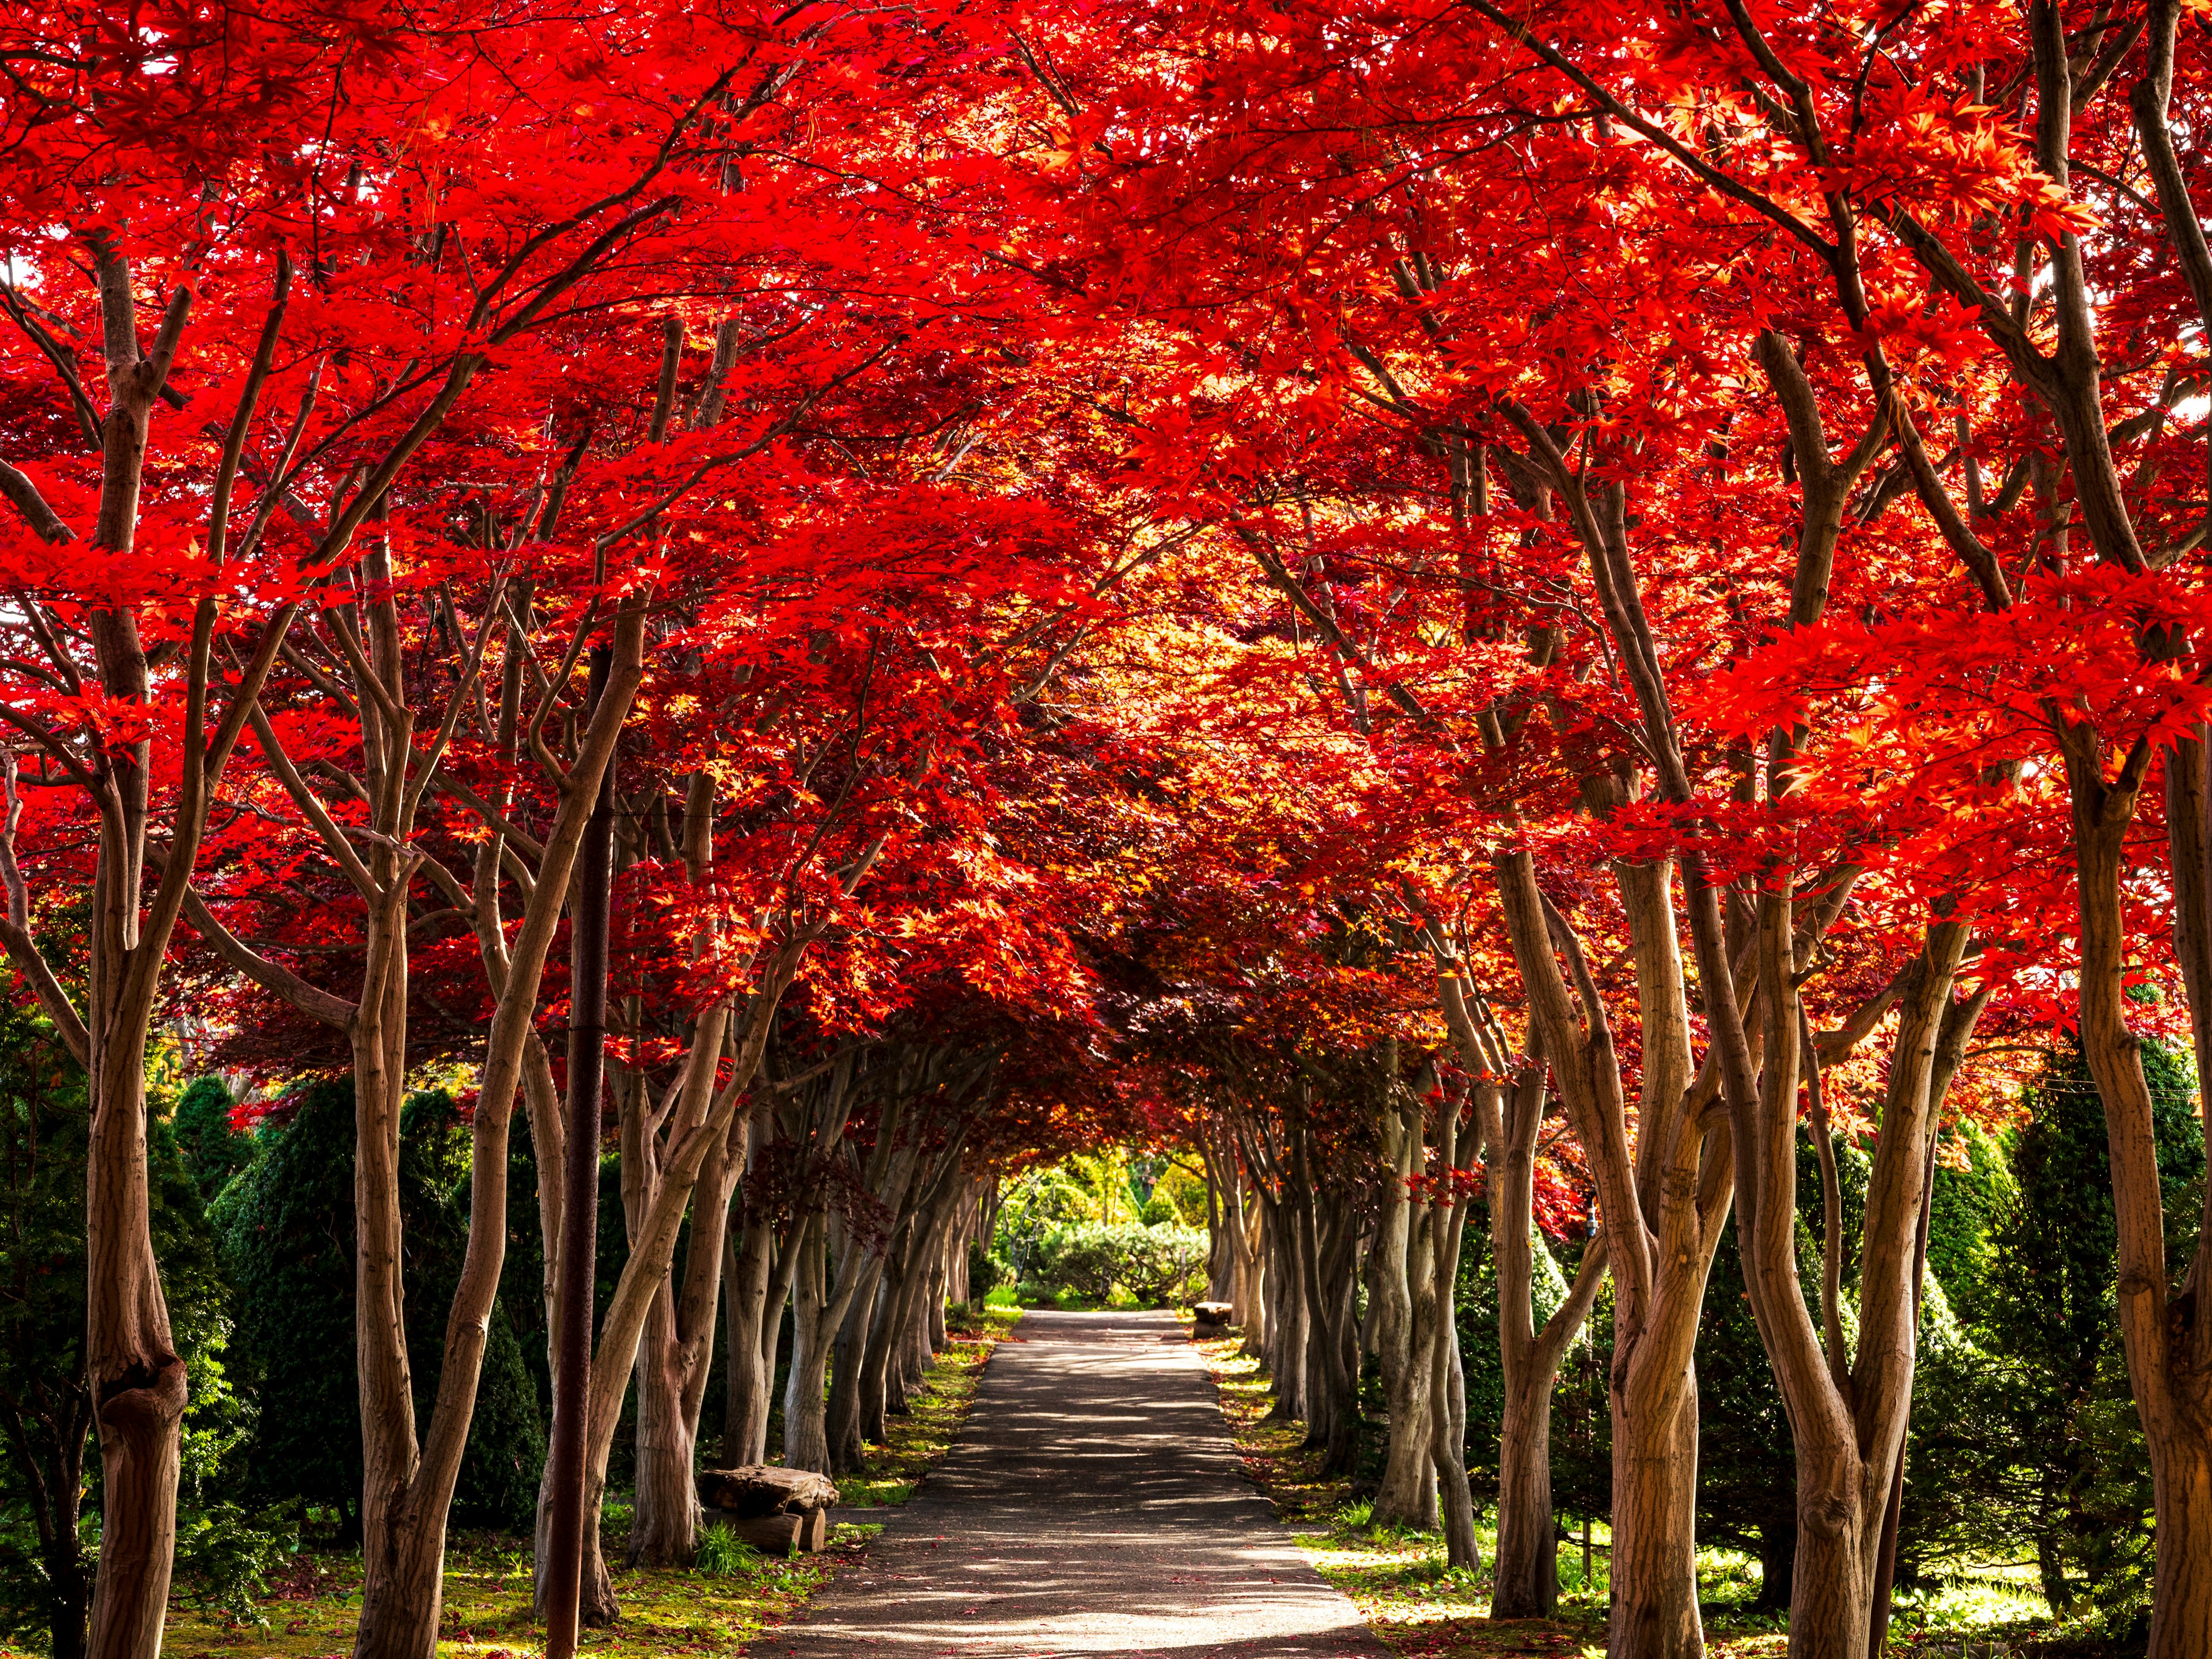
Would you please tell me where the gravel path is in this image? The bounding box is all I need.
[760,1308,1392,1658]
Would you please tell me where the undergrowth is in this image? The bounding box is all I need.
[1194,1327,2073,1659]
[0,1306,1024,1659]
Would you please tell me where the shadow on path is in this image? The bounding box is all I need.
[760,1309,1391,1657]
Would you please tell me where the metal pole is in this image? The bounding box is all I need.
[544,646,613,1657]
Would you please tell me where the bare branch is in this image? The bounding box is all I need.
[0,460,73,543]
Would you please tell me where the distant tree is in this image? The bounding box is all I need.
[213,1082,358,1527]
[1922,1123,2013,1328]
[0,1007,100,1659]
[218,1082,545,1533]
[1968,1038,2204,1634]
[172,1078,254,1203]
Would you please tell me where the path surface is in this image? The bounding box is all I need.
[763,1309,1392,1658]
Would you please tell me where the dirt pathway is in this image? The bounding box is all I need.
[759,1308,1392,1658]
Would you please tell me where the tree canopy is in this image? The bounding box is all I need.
[5,3,2212,1657]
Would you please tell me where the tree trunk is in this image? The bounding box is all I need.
[1371,1085,1435,1528]
[352,1498,451,1659]
[871,1238,926,1433]
[531,1455,617,1626]
[721,1223,778,1467]
[1608,1376,1705,1659]
[46,1536,89,1659]
[2069,740,2212,1659]
[1289,1138,1360,1474]
[1238,1198,1267,1353]
[84,1054,185,1659]
[861,1270,898,1441]
[1424,1077,1480,1573]
[927,1249,949,1350]
[827,1252,887,1474]
[541,648,615,1653]
[1267,1206,1305,1419]
[783,1214,834,1474]
[1374,1327,1435,1527]
[1493,1368,1559,1617]
[1295,1180,1331,1450]
[351,881,440,1659]
[2139,1426,2212,1656]
[627,1289,700,1566]
[634,1104,747,1566]
[1783,1497,1878,1659]
[1317,1195,1361,1474]
[906,1184,964,1390]
[1474,1029,1609,1619]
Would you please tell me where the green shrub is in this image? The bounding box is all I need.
[217,1082,546,1531]
[173,1502,299,1627]
[0,1017,243,1659]
[1032,1222,1206,1306]
[966,1238,1009,1300]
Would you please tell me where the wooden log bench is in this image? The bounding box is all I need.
[1192,1301,1234,1332]
[696,1465,841,1555]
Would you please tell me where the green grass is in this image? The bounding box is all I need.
[142,1528,855,1659]
[691,1521,766,1578]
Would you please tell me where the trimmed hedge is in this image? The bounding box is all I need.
[1032,1222,1205,1306]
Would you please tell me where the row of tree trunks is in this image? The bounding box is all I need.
[827,1055,989,1472]
[1235,1112,1306,1424]
[1203,1021,1578,1590]
[529,922,813,1615]
[1437,978,1609,1615]
[1198,1126,1267,1353]
[1216,1050,1486,1542]
[719,1120,805,1469]
[1367,1056,1437,1531]
[860,1162,966,1446]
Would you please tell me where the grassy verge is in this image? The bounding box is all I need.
[1197,1331,1606,1659]
[36,1304,1022,1659]
[1195,1330,2052,1659]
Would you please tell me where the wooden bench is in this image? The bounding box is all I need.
[1192,1301,1234,1332]
[696,1465,841,1554]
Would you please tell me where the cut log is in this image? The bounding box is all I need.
[708,1510,804,1555]
[699,1502,835,1555]
[695,1464,840,1518]
[1192,1301,1233,1330]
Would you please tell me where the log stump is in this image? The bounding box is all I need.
[696,1465,840,1554]
[1192,1301,1233,1332]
